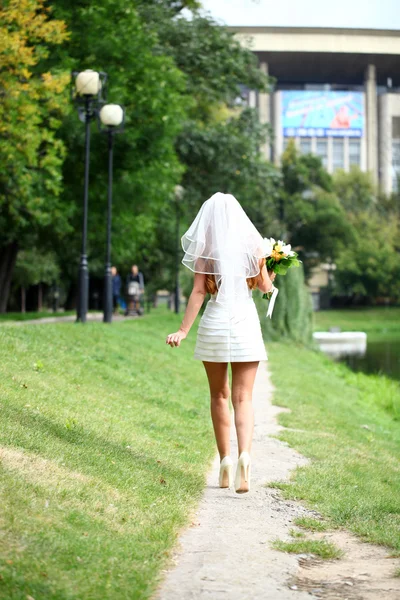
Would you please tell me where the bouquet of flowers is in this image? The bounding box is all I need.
[261,238,301,317]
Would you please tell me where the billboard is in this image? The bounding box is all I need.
[282,91,364,138]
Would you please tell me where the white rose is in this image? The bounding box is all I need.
[262,237,274,257]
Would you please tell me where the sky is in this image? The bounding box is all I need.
[198,0,400,30]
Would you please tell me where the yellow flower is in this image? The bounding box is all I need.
[271,249,282,261]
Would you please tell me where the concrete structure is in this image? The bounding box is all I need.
[313,331,367,359]
[231,27,400,193]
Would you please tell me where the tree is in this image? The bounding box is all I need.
[148,12,269,119]
[177,109,282,232]
[281,140,333,196]
[280,141,354,275]
[45,0,190,303]
[332,168,400,302]
[0,0,70,312]
[13,249,60,311]
[333,166,376,214]
[333,211,399,301]
[45,0,272,301]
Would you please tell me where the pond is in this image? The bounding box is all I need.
[341,335,400,381]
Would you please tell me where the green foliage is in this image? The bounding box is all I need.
[13,249,60,288]
[4,0,398,311]
[46,0,189,286]
[281,140,332,195]
[333,166,376,213]
[280,142,354,275]
[177,109,282,231]
[151,13,269,117]
[332,168,400,301]
[255,263,313,344]
[0,0,72,251]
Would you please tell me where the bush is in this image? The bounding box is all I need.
[255,263,313,344]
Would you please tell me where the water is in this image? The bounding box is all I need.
[342,337,400,381]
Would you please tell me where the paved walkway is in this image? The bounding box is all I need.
[156,362,318,600]
[0,312,139,325]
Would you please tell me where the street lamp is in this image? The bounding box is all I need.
[98,103,125,323]
[174,185,184,314]
[71,69,107,323]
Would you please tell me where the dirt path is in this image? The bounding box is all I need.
[0,312,138,325]
[156,362,400,600]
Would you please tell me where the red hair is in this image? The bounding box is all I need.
[205,258,265,295]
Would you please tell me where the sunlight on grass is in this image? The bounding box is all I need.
[293,517,329,532]
[268,342,400,552]
[0,310,214,600]
[314,307,400,334]
[272,538,342,560]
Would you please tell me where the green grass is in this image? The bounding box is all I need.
[314,307,400,335]
[289,529,306,538]
[0,309,214,599]
[293,517,328,532]
[272,538,342,559]
[0,311,76,322]
[267,342,400,552]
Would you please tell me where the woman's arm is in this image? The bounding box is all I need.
[166,273,207,347]
[257,264,276,293]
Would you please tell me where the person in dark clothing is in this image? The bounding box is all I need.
[126,264,145,315]
[111,266,121,314]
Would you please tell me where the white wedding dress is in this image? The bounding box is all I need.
[194,288,267,363]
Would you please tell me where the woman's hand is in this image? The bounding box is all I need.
[166,329,187,347]
[268,270,277,284]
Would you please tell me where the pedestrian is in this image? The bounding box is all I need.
[166,193,276,493]
[111,266,121,314]
[126,264,144,316]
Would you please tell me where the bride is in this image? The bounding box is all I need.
[166,192,275,494]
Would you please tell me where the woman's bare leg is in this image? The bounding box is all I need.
[231,362,259,456]
[203,361,231,459]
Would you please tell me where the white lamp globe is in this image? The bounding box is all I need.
[99,104,124,127]
[75,70,101,96]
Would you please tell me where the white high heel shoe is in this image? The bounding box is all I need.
[219,456,233,488]
[235,452,251,494]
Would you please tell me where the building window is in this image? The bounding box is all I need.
[392,139,400,192]
[316,139,328,168]
[332,138,344,171]
[299,138,312,155]
[349,139,361,167]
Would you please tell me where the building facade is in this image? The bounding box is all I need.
[231,27,400,193]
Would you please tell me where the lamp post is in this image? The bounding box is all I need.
[98,104,125,323]
[71,69,107,323]
[174,185,184,314]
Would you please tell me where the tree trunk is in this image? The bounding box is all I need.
[21,286,26,313]
[0,242,18,313]
[38,283,43,312]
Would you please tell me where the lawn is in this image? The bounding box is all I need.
[267,341,400,551]
[0,310,215,600]
[0,311,76,322]
[314,307,400,335]
[2,306,400,599]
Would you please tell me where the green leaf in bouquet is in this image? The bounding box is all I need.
[266,257,276,270]
[275,263,289,275]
